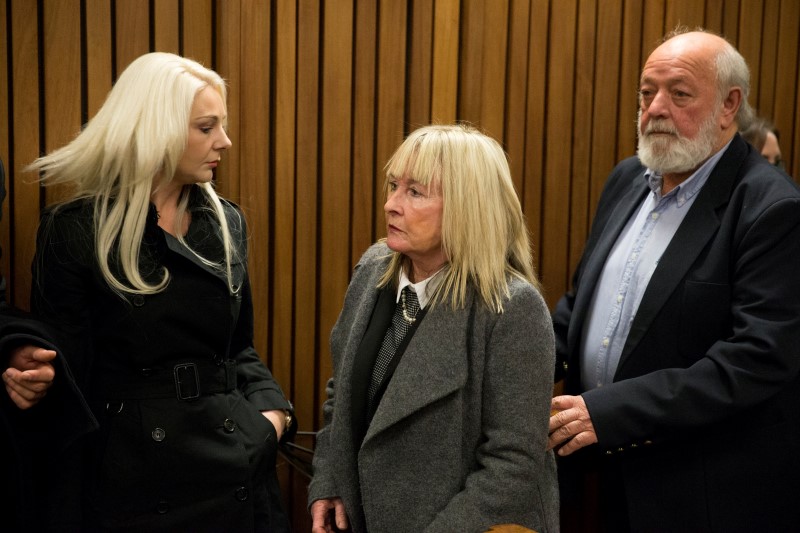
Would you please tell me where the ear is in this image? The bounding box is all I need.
[719,87,742,128]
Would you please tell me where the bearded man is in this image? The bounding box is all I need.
[548,28,800,532]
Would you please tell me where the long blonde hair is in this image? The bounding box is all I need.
[379,123,538,313]
[28,52,241,297]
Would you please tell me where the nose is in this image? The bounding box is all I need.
[216,128,232,151]
[384,187,402,215]
[643,90,670,120]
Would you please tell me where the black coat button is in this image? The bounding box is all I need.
[151,428,166,442]
[234,486,249,501]
[212,353,224,366]
[132,295,145,307]
[156,500,170,514]
[223,418,236,433]
[141,368,154,377]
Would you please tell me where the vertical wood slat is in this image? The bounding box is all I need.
[504,0,532,199]
[318,0,355,420]
[776,0,800,178]
[406,0,433,130]
[43,0,82,207]
[182,0,213,65]
[85,0,113,119]
[523,0,550,280]
[0,0,9,297]
[430,0,460,124]
[352,0,378,267]
[540,0,577,306]
[238,0,271,369]
[9,0,41,309]
[478,0,508,141]
[571,0,596,274]
[293,0,321,435]
[114,0,150,76]
[153,0,180,54]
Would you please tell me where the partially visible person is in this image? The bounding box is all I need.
[740,115,784,168]
[309,124,559,533]
[0,158,97,531]
[548,29,800,532]
[28,52,294,531]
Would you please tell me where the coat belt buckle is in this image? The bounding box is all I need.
[174,363,201,400]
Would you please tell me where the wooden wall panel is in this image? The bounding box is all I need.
[3,0,800,528]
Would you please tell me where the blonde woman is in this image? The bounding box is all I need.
[309,124,559,532]
[29,52,293,531]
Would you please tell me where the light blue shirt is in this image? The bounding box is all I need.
[580,143,730,390]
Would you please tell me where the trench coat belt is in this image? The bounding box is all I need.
[101,359,237,401]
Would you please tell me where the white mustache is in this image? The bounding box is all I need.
[644,120,679,136]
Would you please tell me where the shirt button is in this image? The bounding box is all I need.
[156,500,170,514]
[616,294,623,303]
[223,418,237,433]
[235,486,249,501]
[152,428,166,442]
[602,337,610,347]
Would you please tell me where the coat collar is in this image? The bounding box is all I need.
[363,289,472,444]
[614,135,748,375]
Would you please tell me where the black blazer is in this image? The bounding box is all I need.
[553,135,800,531]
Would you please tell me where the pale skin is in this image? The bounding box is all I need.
[2,345,57,409]
[548,31,742,456]
[311,173,446,532]
[152,86,286,439]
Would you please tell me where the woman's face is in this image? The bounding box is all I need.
[175,86,232,185]
[384,174,446,275]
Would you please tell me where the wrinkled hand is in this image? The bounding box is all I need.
[548,395,598,456]
[311,497,349,533]
[3,345,57,409]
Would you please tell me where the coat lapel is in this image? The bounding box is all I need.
[569,176,649,351]
[363,291,472,444]
[615,137,747,374]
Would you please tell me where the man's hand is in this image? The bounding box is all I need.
[548,394,598,456]
[311,497,349,533]
[2,345,57,409]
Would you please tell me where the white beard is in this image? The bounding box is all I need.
[637,109,719,174]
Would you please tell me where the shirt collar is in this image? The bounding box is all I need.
[643,138,732,207]
[396,267,445,310]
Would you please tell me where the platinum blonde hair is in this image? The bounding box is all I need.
[28,52,240,296]
[379,123,539,313]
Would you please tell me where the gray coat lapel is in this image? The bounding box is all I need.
[363,292,472,443]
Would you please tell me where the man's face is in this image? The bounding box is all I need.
[636,36,723,175]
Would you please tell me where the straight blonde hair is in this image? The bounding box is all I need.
[28,52,241,297]
[379,123,539,313]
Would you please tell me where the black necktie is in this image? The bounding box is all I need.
[367,286,420,405]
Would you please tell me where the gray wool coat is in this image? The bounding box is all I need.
[309,243,559,533]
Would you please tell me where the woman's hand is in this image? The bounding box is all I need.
[261,409,287,440]
[311,497,349,533]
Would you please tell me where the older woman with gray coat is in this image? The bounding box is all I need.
[309,124,559,533]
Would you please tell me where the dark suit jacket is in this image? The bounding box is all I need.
[0,159,97,531]
[553,135,800,532]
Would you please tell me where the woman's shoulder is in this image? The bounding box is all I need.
[355,241,393,269]
[504,275,549,314]
[40,199,95,234]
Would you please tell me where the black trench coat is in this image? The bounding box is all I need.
[32,190,293,532]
